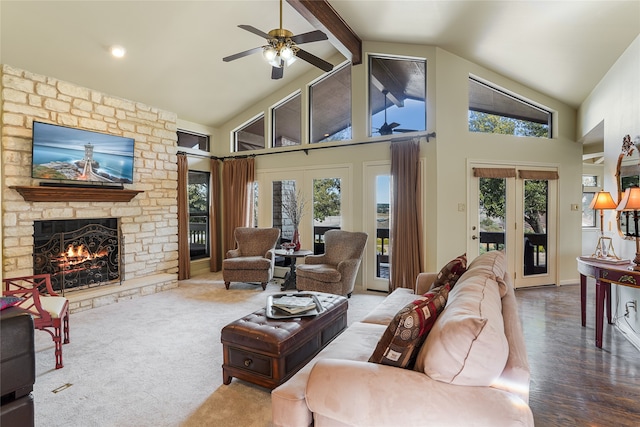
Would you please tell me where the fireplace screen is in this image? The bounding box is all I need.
[33,218,121,293]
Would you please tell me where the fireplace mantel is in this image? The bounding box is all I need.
[11,186,143,202]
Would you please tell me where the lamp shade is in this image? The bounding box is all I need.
[589,191,617,210]
[617,187,640,211]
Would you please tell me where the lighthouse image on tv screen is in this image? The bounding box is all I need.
[32,121,135,184]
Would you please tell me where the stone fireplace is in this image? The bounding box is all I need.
[1,65,180,312]
[33,218,121,294]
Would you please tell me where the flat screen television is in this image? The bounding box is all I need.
[32,121,135,184]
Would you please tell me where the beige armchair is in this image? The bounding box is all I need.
[296,230,368,298]
[223,227,280,290]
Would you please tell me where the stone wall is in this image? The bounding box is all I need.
[1,64,179,285]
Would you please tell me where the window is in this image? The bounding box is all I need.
[234,114,265,152]
[177,130,209,151]
[188,171,210,259]
[468,77,551,138]
[272,92,301,147]
[582,175,600,228]
[310,64,352,143]
[369,55,426,137]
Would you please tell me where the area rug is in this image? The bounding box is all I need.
[32,273,386,426]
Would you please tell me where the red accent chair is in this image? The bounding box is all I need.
[2,274,70,369]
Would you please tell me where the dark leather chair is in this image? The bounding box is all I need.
[1,306,35,427]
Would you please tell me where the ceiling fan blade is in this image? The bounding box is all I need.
[296,49,333,72]
[388,122,400,129]
[223,46,263,62]
[393,129,418,133]
[290,30,328,45]
[238,24,271,40]
[271,66,284,80]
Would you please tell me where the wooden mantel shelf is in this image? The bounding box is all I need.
[10,186,144,202]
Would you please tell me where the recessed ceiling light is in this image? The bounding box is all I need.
[110,45,126,58]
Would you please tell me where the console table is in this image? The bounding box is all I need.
[577,257,640,348]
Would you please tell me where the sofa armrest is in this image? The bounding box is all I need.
[415,272,437,294]
[306,359,533,427]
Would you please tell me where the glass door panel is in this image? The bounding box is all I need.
[523,179,548,276]
[272,180,297,245]
[312,178,342,254]
[478,177,507,255]
[376,175,390,279]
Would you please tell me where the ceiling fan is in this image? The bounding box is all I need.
[374,90,417,136]
[222,0,334,80]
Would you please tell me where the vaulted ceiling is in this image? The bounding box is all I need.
[1,1,638,129]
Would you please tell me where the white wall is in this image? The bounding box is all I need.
[578,35,640,345]
[214,40,583,287]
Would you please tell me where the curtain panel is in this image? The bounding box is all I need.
[222,158,255,255]
[177,154,191,280]
[390,139,423,290]
[209,158,222,272]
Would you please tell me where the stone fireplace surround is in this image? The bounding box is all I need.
[1,65,180,313]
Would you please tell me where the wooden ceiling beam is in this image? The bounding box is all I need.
[287,0,362,65]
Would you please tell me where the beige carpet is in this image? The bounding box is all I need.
[33,273,386,426]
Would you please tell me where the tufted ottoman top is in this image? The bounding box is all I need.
[221,292,348,355]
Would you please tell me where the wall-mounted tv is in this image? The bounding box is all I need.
[32,121,135,184]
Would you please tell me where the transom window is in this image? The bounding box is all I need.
[468,77,551,138]
[177,130,209,152]
[234,114,265,152]
[369,55,426,137]
[310,63,352,143]
[272,92,301,147]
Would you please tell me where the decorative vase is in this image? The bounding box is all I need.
[293,229,301,251]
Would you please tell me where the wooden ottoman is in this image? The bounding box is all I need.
[221,292,348,389]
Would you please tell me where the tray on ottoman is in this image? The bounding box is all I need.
[221,292,348,389]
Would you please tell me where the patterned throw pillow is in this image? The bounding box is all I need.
[431,253,467,290]
[368,284,450,369]
[0,296,23,310]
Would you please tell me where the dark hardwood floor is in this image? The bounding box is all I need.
[516,283,640,426]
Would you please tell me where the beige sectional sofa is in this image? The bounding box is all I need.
[271,250,534,427]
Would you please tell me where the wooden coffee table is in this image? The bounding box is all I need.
[221,292,348,389]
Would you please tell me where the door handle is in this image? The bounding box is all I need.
[471,235,478,240]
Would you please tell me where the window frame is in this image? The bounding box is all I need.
[309,62,352,144]
[233,113,266,152]
[177,129,210,152]
[187,170,211,260]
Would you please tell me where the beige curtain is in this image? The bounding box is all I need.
[390,139,423,291]
[209,158,222,272]
[177,153,190,280]
[222,157,255,256]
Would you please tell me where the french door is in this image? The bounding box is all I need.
[364,162,391,292]
[468,162,558,288]
[256,166,351,256]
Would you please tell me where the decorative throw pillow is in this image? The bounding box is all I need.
[0,296,23,310]
[431,253,467,290]
[368,284,450,369]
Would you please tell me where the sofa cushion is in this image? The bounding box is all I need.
[368,284,449,369]
[463,250,508,297]
[360,287,416,326]
[415,268,508,386]
[431,253,467,290]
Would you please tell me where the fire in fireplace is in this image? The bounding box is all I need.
[33,218,121,293]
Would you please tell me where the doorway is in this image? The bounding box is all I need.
[468,163,558,288]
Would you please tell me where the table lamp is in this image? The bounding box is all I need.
[616,186,640,269]
[589,191,619,259]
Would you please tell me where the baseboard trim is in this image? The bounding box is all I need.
[615,320,640,351]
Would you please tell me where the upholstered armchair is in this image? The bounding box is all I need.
[223,227,281,290]
[296,230,368,298]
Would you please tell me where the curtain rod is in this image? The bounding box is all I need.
[178,131,435,161]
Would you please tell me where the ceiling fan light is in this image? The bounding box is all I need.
[280,45,294,61]
[285,56,297,67]
[263,46,277,62]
